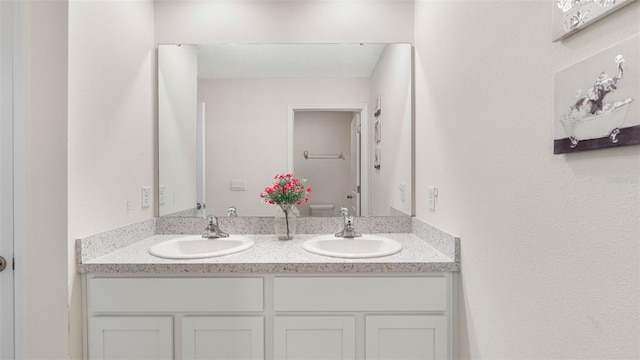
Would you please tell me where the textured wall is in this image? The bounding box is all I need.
[414,1,639,358]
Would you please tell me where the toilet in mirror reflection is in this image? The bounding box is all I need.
[309,204,335,217]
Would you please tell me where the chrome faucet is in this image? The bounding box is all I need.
[227,206,238,217]
[335,208,361,238]
[202,216,229,238]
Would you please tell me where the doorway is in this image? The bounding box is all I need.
[287,104,369,216]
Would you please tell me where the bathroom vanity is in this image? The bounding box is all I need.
[78,218,459,360]
[85,274,452,360]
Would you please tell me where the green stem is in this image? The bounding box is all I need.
[284,209,290,239]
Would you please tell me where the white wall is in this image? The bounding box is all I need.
[68,0,155,240]
[68,1,155,358]
[155,0,414,44]
[22,1,69,358]
[369,44,413,216]
[414,1,639,359]
[158,44,198,216]
[294,111,353,217]
[198,78,369,216]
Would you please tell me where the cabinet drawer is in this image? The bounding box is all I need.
[89,277,263,313]
[274,276,448,312]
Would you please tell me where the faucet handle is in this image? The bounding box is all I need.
[336,215,361,238]
[203,216,229,238]
[340,207,349,217]
[345,215,354,227]
[227,207,237,217]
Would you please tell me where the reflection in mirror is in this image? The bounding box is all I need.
[158,44,413,218]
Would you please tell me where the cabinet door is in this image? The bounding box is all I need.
[366,315,448,360]
[274,316,355,360]
[89,316,173,360]
[182,316,264,360]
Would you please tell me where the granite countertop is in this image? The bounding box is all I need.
[78,233,457,274]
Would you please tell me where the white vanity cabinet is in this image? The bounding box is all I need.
[85,274,453,360]
[272,276,452,360]
[85,277,265,360]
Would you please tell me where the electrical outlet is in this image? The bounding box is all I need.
[428,186,438,211]
[141,186,151,208]
[159,185,166,206]
[399,183,405,202]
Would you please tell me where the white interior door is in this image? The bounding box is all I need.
[350,113,361,216]
[0,2,15,358]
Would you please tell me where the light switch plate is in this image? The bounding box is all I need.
[230,179,247,191]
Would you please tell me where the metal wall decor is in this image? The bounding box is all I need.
[552,0,637,42]
[554,35,639,154]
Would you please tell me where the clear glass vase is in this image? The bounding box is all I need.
[274,204,298,240]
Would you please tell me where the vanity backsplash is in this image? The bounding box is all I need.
[156,216,412,235]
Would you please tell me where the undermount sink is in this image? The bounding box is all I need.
[302,234,402,259]
[149,235,254,259]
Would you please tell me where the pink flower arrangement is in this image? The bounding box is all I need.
[260,173,311,206]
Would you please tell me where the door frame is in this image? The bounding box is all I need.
[8,2,27,358]
[196,102,206,217]
[287,103,369,216]
[349,113,361,216]
[0,1,25,358]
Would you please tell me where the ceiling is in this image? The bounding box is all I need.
[196,43,387,79]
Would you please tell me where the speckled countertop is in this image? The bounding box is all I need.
[78,233,457,274]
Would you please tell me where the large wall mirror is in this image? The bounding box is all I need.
[158,43,413,218]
